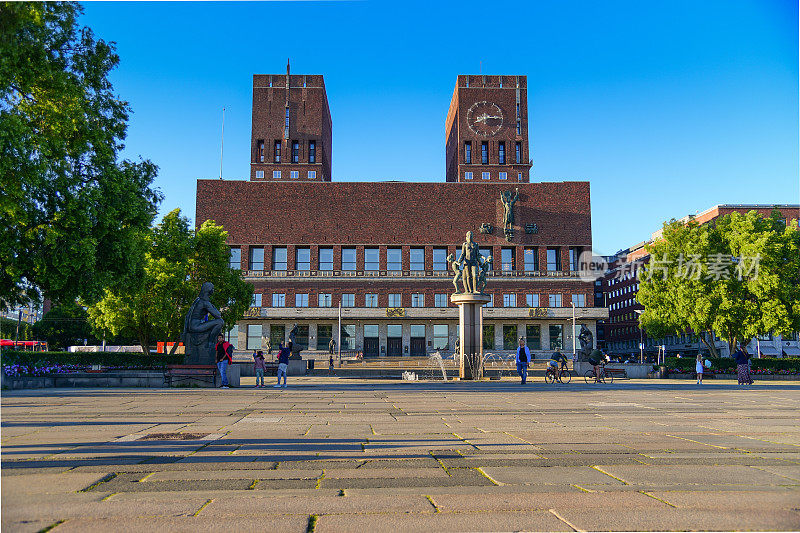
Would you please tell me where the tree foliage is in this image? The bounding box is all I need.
[30,303,97,350]
[638,210,800,356]
[86,210,253,355]
[0,2,161,309]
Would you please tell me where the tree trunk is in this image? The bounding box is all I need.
[700,331,719,358]
[138,330,150,357]
[169,340,180,355]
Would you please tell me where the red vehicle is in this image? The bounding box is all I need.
[0,339,49,351]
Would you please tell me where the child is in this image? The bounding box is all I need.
[696,353,704,385]
[254,350,265,388]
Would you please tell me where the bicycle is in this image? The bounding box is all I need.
[545,361,572,384]
[583,362,613,384]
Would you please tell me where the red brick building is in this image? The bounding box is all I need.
[196,69,606,357]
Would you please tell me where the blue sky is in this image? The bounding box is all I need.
[80,0,798,255]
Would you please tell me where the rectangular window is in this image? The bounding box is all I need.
[498,141,505,164]
[569,247,581,271]
[341,247,356,271]
[482,172,490,180]
[249,247,264,271]
[433,325,449,350]
[272,247,287,270]
[486,294,494,307]
[524,247,538,271]
[411,293,424,307]
[433,248,448,271]
[284,108,289,139]
[503,325,517,350]
[308,171,316,179]
[257,140,265,162]
[388,293,401,307]
[364,324,379,338]
[549,325,564,350]
[272,170,281,179]
[410,248,425,271]
[364,248,379,271]
[526,294,539,307]
[341,324,355,350]
[272,293,285,307]
[291,141,299,163]
[479,247,492,263]
[481,141,488,164]
[251,293,262,307]
[247,324,262,350]
[549,294,562,307]
[503,293,516,307]
[290,170,299,179]
[318,293,332,307]
[319,247,333,270]
[572,294,586,307]
[270,324,284,348]
[229,247,241,270]
[317,324,332,350]
[499,172,507,180]
[255,170,264,179]
[526,325,541,350]
[341,293,355,307]
[546,247,561,271]
[515,141,521,163]
[410,324,425,338]
[295,293,309,307]
[274,140,281,162]
[365,293,378,307]
[387,324,402,337]
[294,325,309,349]
[516,121,521,135]
[308,140,316,163]
[464,171,473,180]
[483,324,495,349]
[517,172,522,181]
[387,248,402,271]
[434,293,447,307]
[501,248,514,271]
[464,141,471,164]
[295,248,310,271]
[227,325,239,349]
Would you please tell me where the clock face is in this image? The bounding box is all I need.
[467,101,504,137]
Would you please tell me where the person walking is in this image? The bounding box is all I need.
[215,334,233,389]
[516,337,531,384]
[734,346,753,385]
[695,353,704,385]
[254,350,266,388]
[329,354,335,375]
[274,341,290,388]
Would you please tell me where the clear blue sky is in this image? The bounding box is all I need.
[80,0,798,255]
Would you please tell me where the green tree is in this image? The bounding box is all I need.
[31,303,96,350]
[638,210,800,356]
[0,2,161,310]
[87,210,252,356]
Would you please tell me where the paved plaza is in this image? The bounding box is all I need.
[2,378,800,532]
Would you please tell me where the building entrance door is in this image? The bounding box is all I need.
[364,337,379,357]
[410,337,426,356]
[387,337,402,357]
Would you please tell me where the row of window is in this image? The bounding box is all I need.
[464,171,523,181]
[464,141,523,165]
[253,292,587,308]
[232,246,584,272]
[255,170,316,180]
[255,139,317,164]
[236,323,580,353]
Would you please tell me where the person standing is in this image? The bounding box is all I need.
[253,350,266,388]
[274,341,290,388]
[695,353,704,385]
[215,334,233,389]
[734,347,753,385]
[328,338,336,355]
[516,337,531,384]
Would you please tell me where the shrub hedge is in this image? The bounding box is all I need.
[665,356,800,374]
[1,351,184,368]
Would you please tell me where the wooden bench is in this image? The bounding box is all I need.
[604,368,628,379]
[164,365,218,387]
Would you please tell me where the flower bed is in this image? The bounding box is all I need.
[1,351,184,377]
[665,357,800,375]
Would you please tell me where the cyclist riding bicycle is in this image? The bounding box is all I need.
[588,348,603,382]
[549,350,568,379]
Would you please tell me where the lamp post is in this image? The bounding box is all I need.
[571,302,576,361]
[634,309,644,363]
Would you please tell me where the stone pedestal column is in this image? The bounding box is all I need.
[451,293,492,380]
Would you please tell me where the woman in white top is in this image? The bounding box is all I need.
[695,354,704,385]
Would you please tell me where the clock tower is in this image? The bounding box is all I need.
[445,75,531,183]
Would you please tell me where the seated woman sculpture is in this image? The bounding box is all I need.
[182,282,225,363]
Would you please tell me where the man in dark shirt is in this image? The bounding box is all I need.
[274,341,290,388]
[214,334,233,388]
[549,350,568,379]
